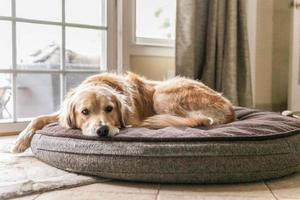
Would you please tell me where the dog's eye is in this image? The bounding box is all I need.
[81,108,89,116]
[104,105,113,113]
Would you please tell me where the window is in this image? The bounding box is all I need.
[121,0,176,61]
[0,0,116,132]
[135,0,176,46]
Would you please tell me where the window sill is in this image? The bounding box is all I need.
[129,44,175,57]
[129,37,175,57]
[135,37,175,47]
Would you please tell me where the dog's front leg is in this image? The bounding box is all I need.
[11,112,59,153]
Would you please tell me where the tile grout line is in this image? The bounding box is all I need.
[264,181,279,200]
[32,193,42,200]
[155,184,161,200]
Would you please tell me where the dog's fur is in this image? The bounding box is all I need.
[12,72,235,153]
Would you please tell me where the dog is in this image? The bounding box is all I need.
[12,72,235,153]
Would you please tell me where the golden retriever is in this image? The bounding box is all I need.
[12,72,235,153]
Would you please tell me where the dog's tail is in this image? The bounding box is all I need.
[140,114,213,129]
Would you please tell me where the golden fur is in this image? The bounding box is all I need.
[12,72,235,152]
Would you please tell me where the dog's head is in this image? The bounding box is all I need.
[59,84,129,137]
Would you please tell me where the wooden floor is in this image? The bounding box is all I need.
[3,136,300,200]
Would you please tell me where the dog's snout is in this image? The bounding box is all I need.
[96,125,109,137]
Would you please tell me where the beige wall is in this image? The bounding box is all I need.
[246,0,257,104]
[254,0,274,109]
[272,0,290,111]
[254,0,291,111]
[130,55,175,80]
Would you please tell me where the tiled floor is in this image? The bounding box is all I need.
[3,136,300,200]
[12,176,300,200]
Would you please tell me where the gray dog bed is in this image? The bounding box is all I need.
[31,107,300,183]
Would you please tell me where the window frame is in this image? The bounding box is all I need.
[133,0,176,47]
[0,0,118,134]
[122,0,175,66]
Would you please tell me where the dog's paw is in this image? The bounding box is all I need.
[11,130,33,153]
[202,117,214,126]
[11,141,29,153]
[208,117,214,125]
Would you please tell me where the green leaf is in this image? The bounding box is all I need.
[162,18,170,28]
[154,8,163,17]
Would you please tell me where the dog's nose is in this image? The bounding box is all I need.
[96,125,109,137]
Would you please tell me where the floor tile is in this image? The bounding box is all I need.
[10,194,40,200]
[158,182,276,200]
[266,172,300,199]
[158,194,274,200]
[83,181,160,194]
[277,199,300,200]
[36,191,156,200]
[34,183,158,200]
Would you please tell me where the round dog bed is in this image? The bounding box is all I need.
[31,107,300,183]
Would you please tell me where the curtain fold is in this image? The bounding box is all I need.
[176,0,253,107]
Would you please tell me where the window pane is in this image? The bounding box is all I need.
[16,74,60,118]
[65,27,105,70]
[66,73,95,91]
[136,0,176,40]
[0,21,12,69]
[0,74,12,122]
[66,0,106,26]
[16,0,61,22]
[17,23,61,70]
[0,0,11,16]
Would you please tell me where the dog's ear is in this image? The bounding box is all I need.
[59,89,77,128]
[114,94,129,128]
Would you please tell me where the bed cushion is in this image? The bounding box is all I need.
[31,107,300,183]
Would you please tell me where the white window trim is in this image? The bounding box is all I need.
[0,0,118,134]
[131,0,175,48]
[122,0,175,67]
